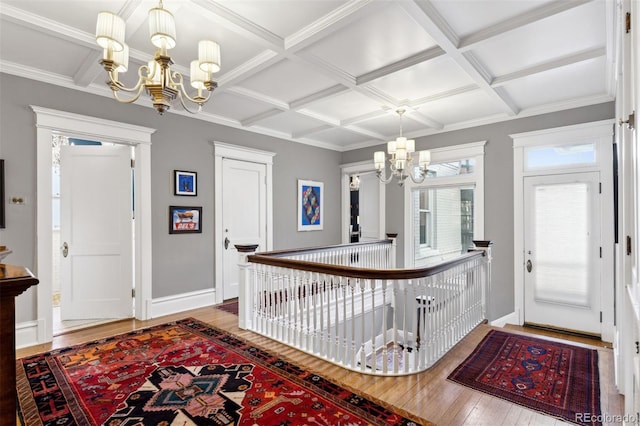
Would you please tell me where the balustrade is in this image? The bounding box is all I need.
[238,237,491,376]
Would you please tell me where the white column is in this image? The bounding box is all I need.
[236,244,258,330]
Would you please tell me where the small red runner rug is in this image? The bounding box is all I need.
[17,318,429,425]
[447,330,601,426]
[214,299,238,315]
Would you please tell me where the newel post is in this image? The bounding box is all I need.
[386,233,398,269]
[472,240,493,320]
[236,244,259,330]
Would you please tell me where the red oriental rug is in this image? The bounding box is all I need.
[447,330,601,426]
[17,318,428,425]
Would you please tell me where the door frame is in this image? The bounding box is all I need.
[511,119,615,341]
[33,106,155,343]
[340,160,386,244]
[213,142,274,305]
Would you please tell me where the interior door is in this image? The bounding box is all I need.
[358,172,382,241]
[222,158,266,300]
[523,172,601,335]
[60,145,133,320]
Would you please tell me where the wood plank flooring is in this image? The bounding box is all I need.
[16,305,625,425]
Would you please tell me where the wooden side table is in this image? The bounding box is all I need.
[0,264,39,424]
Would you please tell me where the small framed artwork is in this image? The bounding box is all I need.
[174,170,197,196]
[169,206,202,234]
[298,179,323,231]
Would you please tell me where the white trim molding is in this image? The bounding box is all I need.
[31,106,155,344]
[511,120,615,342]
[340,160,386,244]
[149,289,216,319]
[403,140,487,268]
[213,142,275,304]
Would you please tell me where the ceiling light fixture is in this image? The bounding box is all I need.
[374,109,430,186]
[95,0,220,114]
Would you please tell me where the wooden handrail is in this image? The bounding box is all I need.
[248,249,484,280]
[253,239,392,258]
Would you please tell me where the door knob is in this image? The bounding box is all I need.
[526,259,532,273]
[224,237,230,250]
[62,242,69,258]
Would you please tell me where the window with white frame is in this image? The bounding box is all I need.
[405,142,485,268]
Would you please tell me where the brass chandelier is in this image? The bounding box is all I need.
[95,0,220,114]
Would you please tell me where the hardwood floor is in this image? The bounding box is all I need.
[16,306,625,425]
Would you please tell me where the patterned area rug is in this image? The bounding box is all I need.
[447,330,601,426]
[17,318,429,425]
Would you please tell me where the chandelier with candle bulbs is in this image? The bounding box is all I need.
[374,109,431,186]
[95,0,220,114]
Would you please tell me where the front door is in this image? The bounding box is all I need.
[523,172,601,335]
[222,158,266,300]
[60,145,133,320]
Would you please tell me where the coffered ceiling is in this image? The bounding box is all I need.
[0,0,616,151]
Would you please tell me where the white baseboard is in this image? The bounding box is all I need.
[149,288,216,319]
[490,311,518,328]
[16,320,42,349]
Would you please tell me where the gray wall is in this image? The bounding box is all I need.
[0,73,342,323]
[0,71,615,325]
[341,102,615,321]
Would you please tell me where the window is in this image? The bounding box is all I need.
[404,141,485,268]
[413,186,475,266]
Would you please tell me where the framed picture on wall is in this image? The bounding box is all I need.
[174,170,197,196]
[169,206,202,234]
[298,179,323,231]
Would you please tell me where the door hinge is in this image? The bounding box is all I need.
[628,235,633,256]
[599,182,602,193]
[599,247,602,258]
[626,12,631,33]
[620,111,636,130]
[131,158,135,168]
[600,311,602,323]
[132,288,135,298]
[636,341,639,354]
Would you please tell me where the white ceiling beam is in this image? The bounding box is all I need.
[290,85,350,110]
[285,0,383,52]
[491,47,607,87]
[356,46,446,85]
[400,0,519,116]
[241,109,283,127]
[405,111,444,130]
[341,110,388,126]
[218,50,281,88]
[190,0,285,51]
[459,0,594,50]
[226,87,290,110]
[292,125,333,138]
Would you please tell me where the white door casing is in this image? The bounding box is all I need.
[33,106,154,343]
[357,172,383,242]
[60,145,133,320]
[340,161,385,244]
[221,158,266,300]
[512,120,614,342]
[214,142,274,305]
[523,172,602,335]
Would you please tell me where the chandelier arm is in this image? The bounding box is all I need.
[171,71,213,105]
[177,92,205,114]
[106,65,150,94]
[376,170,395,184]
[110,84,146,104]
[408,172,427,185]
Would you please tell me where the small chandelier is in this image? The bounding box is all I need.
[95,1,220,114]
[374,109,431,186]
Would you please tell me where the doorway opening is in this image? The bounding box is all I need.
[51,135,134,335]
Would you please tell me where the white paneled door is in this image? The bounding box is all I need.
[60,145,133,320]
[523,172,601,335]
[222,158,266,300]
